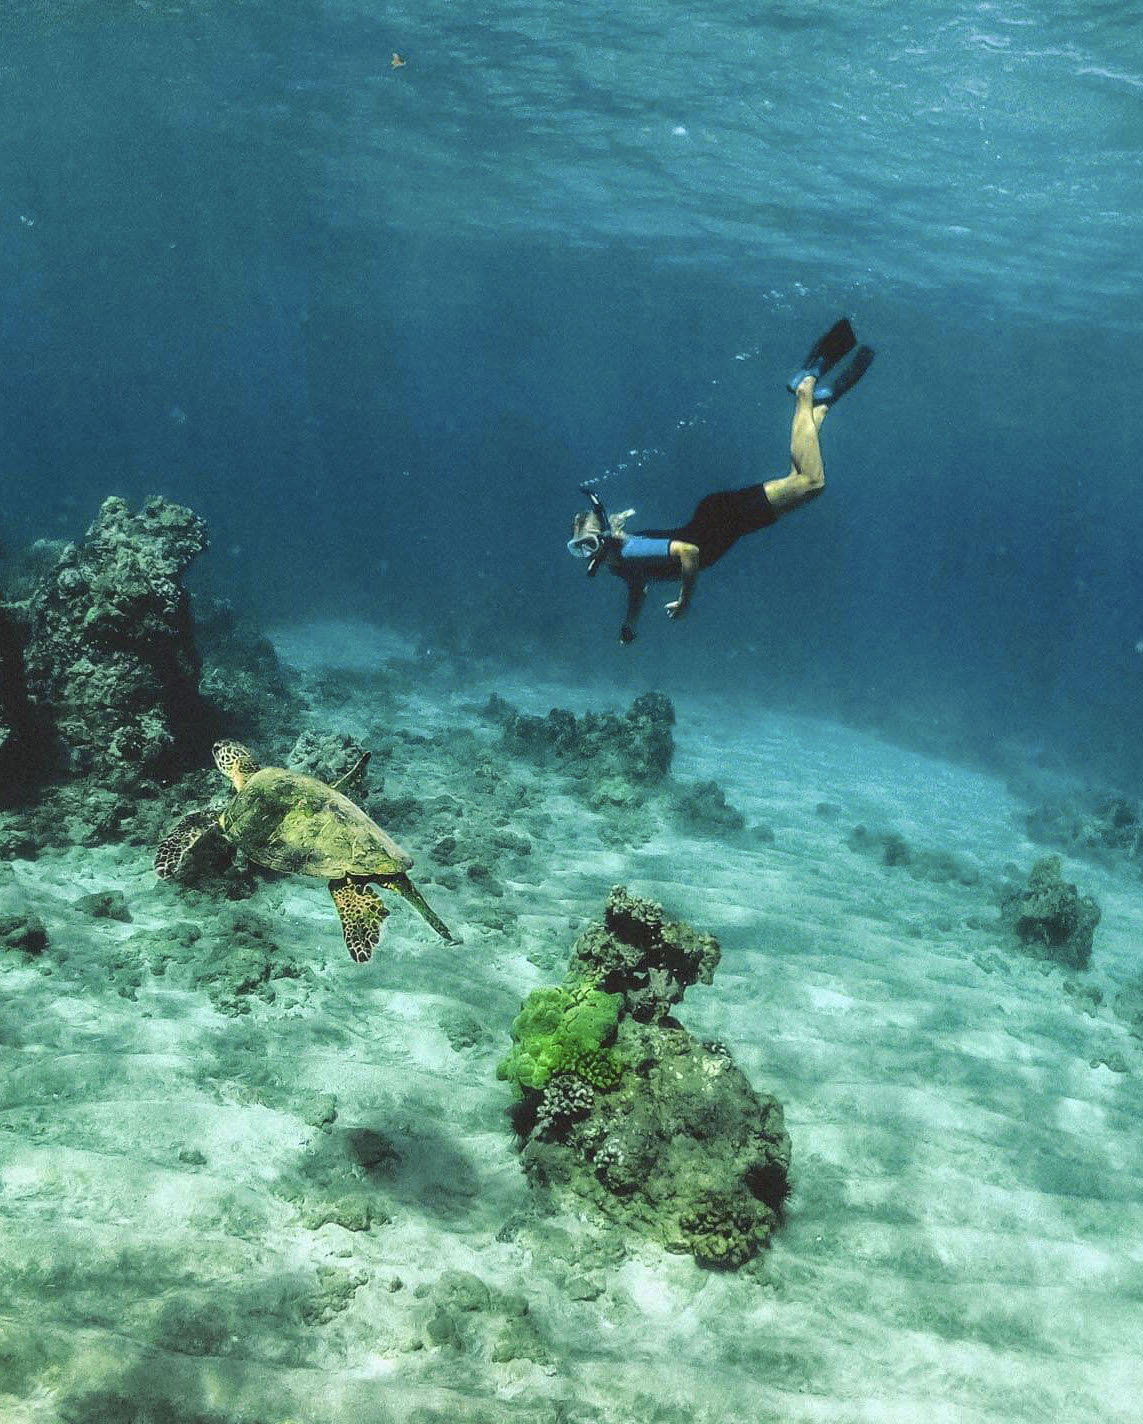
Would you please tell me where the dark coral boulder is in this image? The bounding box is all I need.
[0,602,34,793]
[23,496,209,785]
[999,854,1101,971]
[570,884,721,1024]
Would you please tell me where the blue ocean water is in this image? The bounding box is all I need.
[1,0,1141,772]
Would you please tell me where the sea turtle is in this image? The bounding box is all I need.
[155,739,458,962]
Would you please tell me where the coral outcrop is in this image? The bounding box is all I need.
[1027,792,1143,865]
[482,690,684,848]
[23,496,208,784]
[569,884,721,1024]
[503,886,790,1270]
[999,854,1101,971]
[485,690,675,786]
[0,905,48,955]
[670,778,746,835]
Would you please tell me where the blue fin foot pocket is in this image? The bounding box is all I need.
[812,345,875,405]
[786,316,857,393]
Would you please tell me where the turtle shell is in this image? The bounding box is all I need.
[221,768,412,878]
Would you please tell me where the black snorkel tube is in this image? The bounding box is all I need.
[579,483,612,577]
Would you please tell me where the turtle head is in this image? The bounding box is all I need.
[213,740,259,791]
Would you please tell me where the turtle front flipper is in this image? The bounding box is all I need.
[155,809,222,879]
[385,873,461,945]
[330,876,389,963]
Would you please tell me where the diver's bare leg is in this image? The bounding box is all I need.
[762,377,828,516]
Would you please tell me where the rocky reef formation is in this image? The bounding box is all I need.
[476,689,767,876]
[500,887,790,1270]
[0,602,32,791]
[1,500,303,857]
[1026,792,1143,866]
[286,729,370,790]
[998,854,1101,971]
[22,496,208,784]
[483,690,753,856]
[485,690,674,792]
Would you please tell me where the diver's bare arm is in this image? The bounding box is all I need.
[620,582,647,645]
[665,543,699,620]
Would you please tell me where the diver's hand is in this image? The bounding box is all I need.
[619,623,636,645]
[665,600,688,620]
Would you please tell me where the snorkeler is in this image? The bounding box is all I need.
[567,318,874,644]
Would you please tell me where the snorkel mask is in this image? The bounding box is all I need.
[568,485,612,575]
[566,530,604,559]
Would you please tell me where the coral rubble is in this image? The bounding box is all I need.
[846,824,981,885]
[286,729,370,792]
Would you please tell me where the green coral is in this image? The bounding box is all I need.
[557,1046,622,1090]
[497,982,622,1093]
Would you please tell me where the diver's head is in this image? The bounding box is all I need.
[567,507,606,560]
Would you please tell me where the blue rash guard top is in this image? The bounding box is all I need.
[610,534,677,582]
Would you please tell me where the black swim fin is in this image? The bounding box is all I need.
[812,345,875,406]
[786,317,857,393]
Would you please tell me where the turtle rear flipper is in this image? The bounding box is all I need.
[155,809,222,879]
[330,877,389,963]
[385,873,461,945]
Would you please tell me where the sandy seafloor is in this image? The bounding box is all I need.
[3,619,1143,1424]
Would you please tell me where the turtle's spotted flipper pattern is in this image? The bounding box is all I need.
[155,809,221,880]
[330,877,389,963]
[387,873,460,945]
